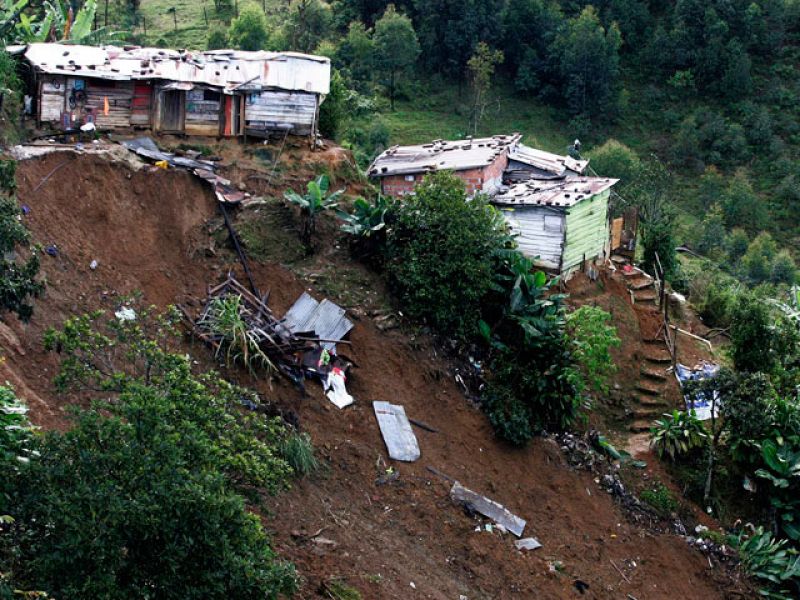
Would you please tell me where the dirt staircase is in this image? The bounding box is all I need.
[629,339,673,432]
[622,267,659,306]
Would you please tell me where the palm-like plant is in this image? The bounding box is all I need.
[649,409,708,460]
[284,175,344,253]
[3,0,114,44]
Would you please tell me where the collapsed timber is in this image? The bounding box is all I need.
[179,274,353,390]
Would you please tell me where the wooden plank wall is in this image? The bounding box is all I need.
[185,89,221,136]
[245,91,317,135]
[85,80,134,129]
[39,76,65,124]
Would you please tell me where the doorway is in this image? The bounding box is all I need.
[159,89,184,132]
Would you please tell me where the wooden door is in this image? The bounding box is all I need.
[160,90,184,132]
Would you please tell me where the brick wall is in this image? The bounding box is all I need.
[379,152,509,197]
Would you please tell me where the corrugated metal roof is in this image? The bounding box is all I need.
[283,292,353,351]
[492,177,618,208]
[367,134,521,177]
[507,143,589,176]
[22,43,330,94]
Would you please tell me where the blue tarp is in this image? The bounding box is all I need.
[675,362,720,420]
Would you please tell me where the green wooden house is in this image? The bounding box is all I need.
[492,177,618,276]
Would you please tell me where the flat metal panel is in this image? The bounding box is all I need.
[373,401,420,462]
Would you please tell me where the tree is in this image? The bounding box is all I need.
[373,4,419,109]
[318,68,348,138]
[413,0,504,78]
[696,203,727,260]
[386,171,507,339]
[285,0,333,54]
[731,292,776,374]
[742,232,778,283]
[551,5,622,117]
[228,4,269,51]
[335,20,374,89]
[467,42,503,135]
[721,170,768,234]
[587,139,642,192]
[206,26,228,50]
[284,175,343,253]
[501,0,563,90]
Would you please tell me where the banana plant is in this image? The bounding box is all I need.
[649,409,708,460]
[756,438,800,542]
[336,195,392,238]
[284,175,344,254]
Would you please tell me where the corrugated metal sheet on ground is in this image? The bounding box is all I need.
[283,292,353,351]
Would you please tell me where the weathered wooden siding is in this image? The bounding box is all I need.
[84,79,134,129]
[499,206,565,270]
[39,76,65,123]
[562,189,610,271]
[244,91,317,135]
[185,88,221,136]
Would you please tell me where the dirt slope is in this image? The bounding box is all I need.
[2,151,743,598]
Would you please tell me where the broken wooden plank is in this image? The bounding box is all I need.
[450,481,526,538]
[373,401,420,462]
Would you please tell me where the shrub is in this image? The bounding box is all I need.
[0,160,44,322]
[732,526,800,599]
[565,305,620,396]
[386,171,507,340]
[587,139,642,191]
[772,250,797,285]
[650,410,708,460]
[206,26,228,50]
[4,410,298,599]
[640,482,679,517]
[284,175,343,253]
[43,306,293,492]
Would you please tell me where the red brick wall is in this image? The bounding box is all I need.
[379,152,509,197]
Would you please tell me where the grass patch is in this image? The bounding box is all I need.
[321,579,362,600]
[279,432,319,477]
[640,481,679,518]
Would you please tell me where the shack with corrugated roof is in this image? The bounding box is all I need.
[16,43,330,139]
[492,177,618,275]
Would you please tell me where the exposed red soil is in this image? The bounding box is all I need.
[1,150,749,598]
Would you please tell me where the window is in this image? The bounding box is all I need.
[543,215,563,232]
[404,175,415,182]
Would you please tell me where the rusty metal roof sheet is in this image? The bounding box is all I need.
[367,134,521,177]
[507,143,589,176]
[492,177,618,208]
[22,43,330,94]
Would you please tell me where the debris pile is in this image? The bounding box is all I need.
[122,137,247,205]
[182,274,352,389]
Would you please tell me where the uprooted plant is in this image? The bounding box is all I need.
[198,294,275,376]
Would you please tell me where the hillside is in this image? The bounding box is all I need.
[0,142,752,598]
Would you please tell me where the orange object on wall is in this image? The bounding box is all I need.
[103,96,109,116]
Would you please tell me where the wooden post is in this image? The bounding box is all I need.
[143,15,147,37]
[203,6,208,25]
[104,0,109,26]
[173,8,177,31]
